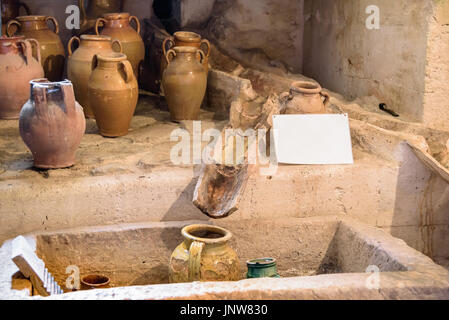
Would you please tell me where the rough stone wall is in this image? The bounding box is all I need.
[303,0,432,122]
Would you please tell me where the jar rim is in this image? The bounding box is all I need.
[174,31,201,43]
[290,81,322,94]
[80,35,112,42]
[16,15,47,21]
[182,224,232,244]
[103,12,130,20]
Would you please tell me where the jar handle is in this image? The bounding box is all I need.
[320,91,331,109]
[45,16,59,34]
[18,40,32,65]
[6,20,20,37]
[79,0,87,27]
[68,36,80,57]
[91,54,99,71]
[95,18,107,35]
[197,49,206,64]
[61,82,77,118]
[200,39,211,58]
[165,49,176,66]
[26,39,42,64]
[32,85,47,119]
[188,241,204,281]
[112,39,123,53]
[120,60,134,83]
[129,15,141,34]
[18,2,31,15]
[162,37,174,59]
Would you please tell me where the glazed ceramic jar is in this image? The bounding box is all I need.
[169,224,240,283]
[88,53,138,137]
[67,35,122,118]
[280,81,330,114]
[7,15,65,82]
[0,36,44,119]
[1,0,30,35]
[161,31,211,76]
[19,79,86,169]
[162,46,207,121]
[95,12,144,78]
[79,0,124,34]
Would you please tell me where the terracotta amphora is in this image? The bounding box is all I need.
[67,35,122,118]
[79,0,124,34]
[19,79,86,169]
[0,36,44,119]
[7,15,65,82]
[169,224,240,283]
[161,31,211,77]
[1,0,30,35]
[162,46,207,121]
[95,12,144,79]
[280,81,330,114]
[88,53,138,137]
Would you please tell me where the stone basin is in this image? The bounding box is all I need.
[1,217,448,299]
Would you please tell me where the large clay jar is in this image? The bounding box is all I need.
[19,79,86,169]
[7,15,65,82]
[88,53,138,137]
[161,31,211,77]
[67,35,122,118]
[162,46,207,121]
[280,81,330,114]
[0,36,44,119]
[79,0,124,34]
[1,0,30,35]
[169,224,240,283]
[95,12,144,79]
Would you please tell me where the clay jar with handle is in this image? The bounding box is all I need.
[0,36,44,119]
[19,79,86,169]
[169,224,240,283]
[162,46,207,121]
[7,15,65,82]
[161,31,211,78]
[95,12,144,79]
[67,35,123,119]
[79,0,124,34]
[88,53,138,137]
[1,0,31,35]
[280,81,330,114]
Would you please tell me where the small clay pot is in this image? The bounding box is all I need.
[95,12,145,79]
[169,224,240,283]
[80,274,110,290]
[246,258,280,279]
[0,36,44,119]
[88,52,138,137]
[79,0,124,34]
[7,16,65,82]
[67,35,122,118]
[162,46,208,121]
[280,81,330,114]
[19,79,86,169]
[161,31,210,77]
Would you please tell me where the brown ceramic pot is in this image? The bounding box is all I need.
[80,274,110,290]
[162,46,207,121]
[1,0,30,35]
[169,224,240,283]
[79,0,124,34]
[280,81,330,114]
[67,35,122,119]
[88,53,138,137]
[19,79,86,169]
[0,36,44,119]
[161,31,211,77]
[95,12,144,79]
[7,15,65,82]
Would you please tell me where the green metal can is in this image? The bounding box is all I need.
[246,258,280,279]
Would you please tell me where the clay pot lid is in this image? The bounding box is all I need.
[290,81,322,94]
[174,31,201,43]
[80,35,112,42]
[103,12,130,20]
[15,15,47,21]
[81,274,110,287]
[247,258,277,267]
[182,224,233,244]
[96,52,127,62]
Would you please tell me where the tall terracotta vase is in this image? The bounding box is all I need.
[162,46,207,121]
[95,12,144,79]
[1,0,31,35]
[169,224,240,283]
[7,15,65,82]
[19,79,86,169]
[161,31,211,77]
[0,36,44,119]
[280,81,330,114]
[79,0,125,34]
[88,53,138,137]
[67,35,122,118]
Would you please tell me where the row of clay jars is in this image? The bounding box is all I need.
[0,36,44,119]
[7,15,65,82]
[67,35,123,118]
[19,79,86,169]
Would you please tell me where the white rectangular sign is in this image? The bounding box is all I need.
[272,114,354,165]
